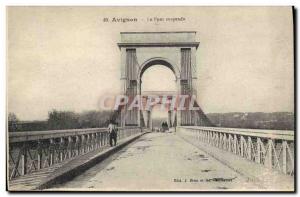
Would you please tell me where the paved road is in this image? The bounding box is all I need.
[56,132,260,191]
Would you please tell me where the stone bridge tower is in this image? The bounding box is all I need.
[117,31,210,127]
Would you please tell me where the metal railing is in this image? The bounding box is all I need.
[178,126,294,176]
[8,127,141,180]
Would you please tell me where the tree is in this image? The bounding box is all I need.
[8,113,18,132]
[47,110,79,130]
[78,110,113,128]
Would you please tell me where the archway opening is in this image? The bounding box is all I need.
[141,64,176,130]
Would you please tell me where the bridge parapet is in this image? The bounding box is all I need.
[8,127,141,180]
[178,126,294,176]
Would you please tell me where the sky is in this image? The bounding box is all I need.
[7,7,294,120]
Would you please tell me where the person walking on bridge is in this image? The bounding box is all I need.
[108,120,117,146]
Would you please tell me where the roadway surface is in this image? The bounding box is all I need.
[55,132,261,191]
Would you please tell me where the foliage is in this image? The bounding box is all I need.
[9,110,114,132]
[207,112,294,130]
[8,113,19,132]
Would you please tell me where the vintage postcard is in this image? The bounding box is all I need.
[7,6,295,192]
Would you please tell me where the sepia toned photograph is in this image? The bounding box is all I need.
[6,6,295,192]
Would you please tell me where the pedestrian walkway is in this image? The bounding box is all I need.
[54,132,261,191]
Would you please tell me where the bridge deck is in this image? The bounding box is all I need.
[9,163,63,190]
[53,132,262,191]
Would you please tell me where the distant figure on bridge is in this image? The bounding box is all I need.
[108,120,117,146]
[161,122,169,132]
[165,122,169,132]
